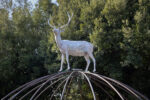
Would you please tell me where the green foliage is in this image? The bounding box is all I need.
[0,0,150,99]
[65,76,94,100]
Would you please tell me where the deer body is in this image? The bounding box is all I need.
[60,40,93,56]
[49,13,96,72]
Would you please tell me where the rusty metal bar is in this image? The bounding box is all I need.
[85,72,124,100]
[50,76,69,100]
[64,75,74,100]
[1,75,51,100]
[30,71,71,100]
[19,84,41,100]
[9,75,51,100]
[2,70,149,100]
[90,78,114,100]
[79,71,96,100]
[100,75,148,100]
[60,71,75,100]
[34,76,67,100]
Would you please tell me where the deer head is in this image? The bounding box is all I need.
[48,12,73,35]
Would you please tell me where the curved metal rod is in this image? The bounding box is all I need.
[90,78,114,100]
[85,72,124,100]
[89,75,135,100]
[89,75,123,98]
[34,76,67,100]
[9,75,51,100]
[2,71,71,100]
[20,76,66,100]
[30,72,68,100]
[88,73,143,100]
[50,76,69,100]
[64,76,74,100]
[100,75,149,100]
[10,73,65,100]
[79,71,96,100]
[1,75,51,100]
[19,84,42,100]
[60,71,75,100]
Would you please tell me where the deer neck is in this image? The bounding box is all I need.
[55,34,62,49]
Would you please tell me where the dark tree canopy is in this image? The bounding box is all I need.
[0,0,150,99]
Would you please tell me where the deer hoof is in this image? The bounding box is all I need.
[93,69,96,73]
[59,69,62,71]
[85,70,89,72]
[67,67,70,70]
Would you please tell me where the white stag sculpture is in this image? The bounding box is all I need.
[48,13,96,72]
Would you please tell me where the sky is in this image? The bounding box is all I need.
[0,0,58,9]
[30,0,59,7]
[0,0,59,18]
[51,0,59,5]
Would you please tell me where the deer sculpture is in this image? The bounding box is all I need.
[48,12,96,72]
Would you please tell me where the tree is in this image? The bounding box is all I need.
[0,0,150,99]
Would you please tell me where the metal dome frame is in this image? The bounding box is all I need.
[1,70,149,100]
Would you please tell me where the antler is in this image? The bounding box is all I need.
[60,12,73,29]
[48,16,56,29]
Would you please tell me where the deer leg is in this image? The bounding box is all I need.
[89,53,96,72]
[59,54,65,71]
[84,55,90,72]
[66,52,70,70]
